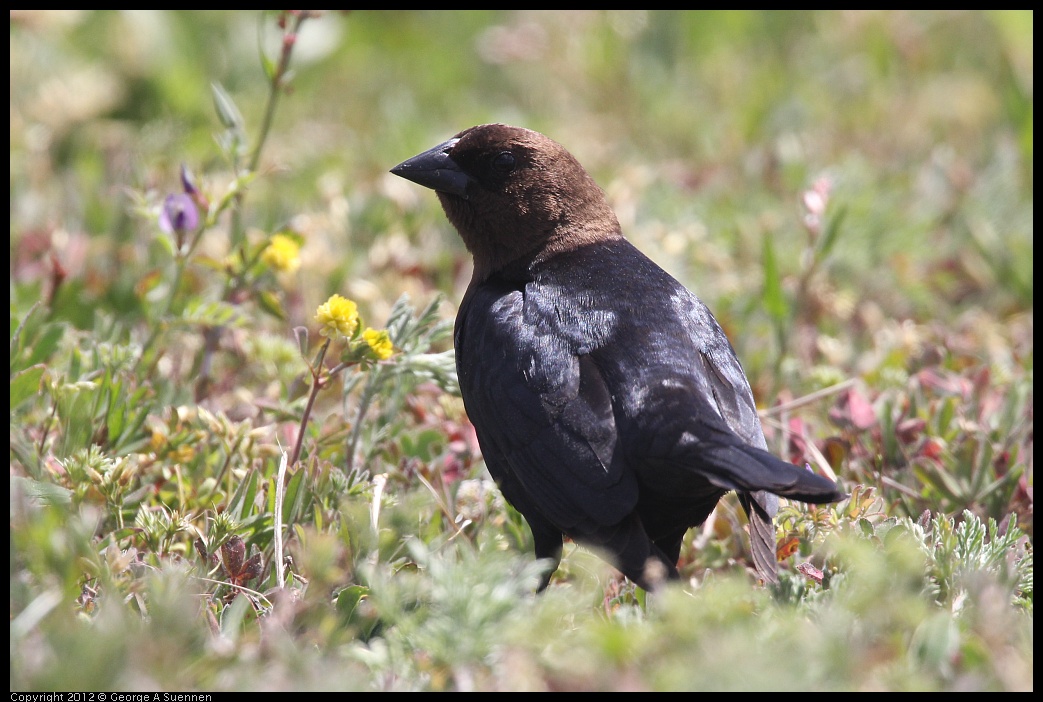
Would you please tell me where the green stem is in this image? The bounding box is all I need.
[290,337,331,469]
[135,245,192,377]
[248,11,309,175]
[206,11,311,391]
[347,369,381,473]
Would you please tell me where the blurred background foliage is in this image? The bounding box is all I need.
[10,10,1032,691]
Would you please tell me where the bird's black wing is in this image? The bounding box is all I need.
[674,286,845,582]
[681,293,780,581]
[454,277,640,539]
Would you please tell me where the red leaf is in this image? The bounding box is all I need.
[796,561,825,584]
[896,418,927,444]
[921,438,944,461]
[221,535,246,578]
[776,536,801,560]
[917,368,972,398]
[829,388,878,430]
[820,437,850,468]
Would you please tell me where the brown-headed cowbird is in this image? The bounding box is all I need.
[391,124,845,591]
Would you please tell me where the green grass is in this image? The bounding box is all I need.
[10,10,1032,691]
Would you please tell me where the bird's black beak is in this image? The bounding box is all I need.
[390,137,471,199]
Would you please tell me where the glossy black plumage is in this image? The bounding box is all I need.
[392,124,845,591]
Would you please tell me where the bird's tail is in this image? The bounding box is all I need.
[739,490,780,584]
[701,444,846,504]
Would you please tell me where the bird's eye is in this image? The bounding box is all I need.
[492,151,516,173]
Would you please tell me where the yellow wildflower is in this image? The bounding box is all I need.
[262,233,302,273]
[363,327,394,360]
[315,294,359,339]
[150,428,167,453]
[170,445,197,463]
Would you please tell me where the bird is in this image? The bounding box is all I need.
[391,124,845,592]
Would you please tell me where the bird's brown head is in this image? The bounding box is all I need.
[391,124,622,279]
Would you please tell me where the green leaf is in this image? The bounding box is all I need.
[10,301,42,359]
[220,593,259,641]
[293,326,309,358]
[858,517,877,538]
[107,386,154,454]
[211,81,245,132]
[260,53,277,81]
[257,290,287,321]
[934,396,958,437]
[815,204,847,261]
[178,300,245,328]
[11,476,73,506]
[761,232,788,323]
[105,378,128,442]
[336,584,368,616]
[25,324,66,369]
[226,469,261,521]
[10,364,46,409]
[282,468,307,524]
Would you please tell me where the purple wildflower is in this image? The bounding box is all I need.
[158,193,199,235]
[180,164,199,196]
